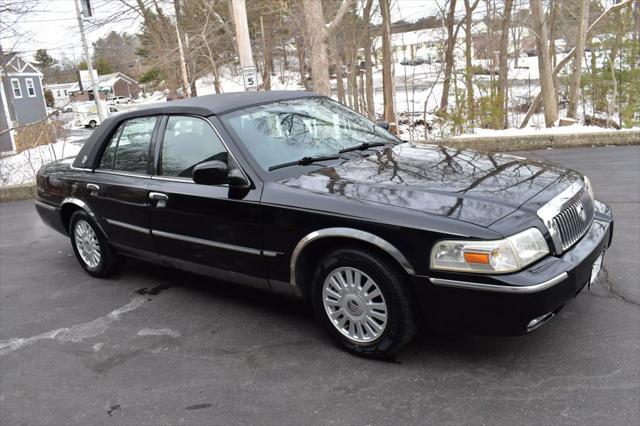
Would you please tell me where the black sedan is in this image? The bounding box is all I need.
[34,91,613,357]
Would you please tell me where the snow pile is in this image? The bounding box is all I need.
[0,141,82,187]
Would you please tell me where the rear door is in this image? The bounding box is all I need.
[88,116,159,257]
[147,115,268,289]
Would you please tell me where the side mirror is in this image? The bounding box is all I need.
[376,120,390,130]
[193,160,250,188]
[193,160,228,185]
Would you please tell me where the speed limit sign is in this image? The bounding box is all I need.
[242,66,258,89]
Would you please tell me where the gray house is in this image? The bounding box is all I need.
[1,53,48,154]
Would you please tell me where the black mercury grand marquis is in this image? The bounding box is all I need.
[35,91,613,357]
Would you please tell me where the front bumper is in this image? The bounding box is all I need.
[412,214,613,336]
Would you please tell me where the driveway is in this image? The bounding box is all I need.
[1,146,638,425]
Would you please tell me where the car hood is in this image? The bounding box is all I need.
[277,144,582,227]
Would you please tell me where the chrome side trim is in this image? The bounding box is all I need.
[290,227,416,294]
[34,200,57,211]
[152,229,262,256]
[537,181,584,253]
[105,219,150,234]
[94,169,152,179]
[430,272,569,294]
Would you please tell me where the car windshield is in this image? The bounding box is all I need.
[221,97,400,171]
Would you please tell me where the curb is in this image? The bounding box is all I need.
[431,130,640,152]
[0,184,37,203]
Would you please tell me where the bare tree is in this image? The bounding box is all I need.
[519,0,632,128]
[380,0,396,131]
[302,0,352,96]
[464,0,480,122]
[362,0,376,119]
[529,0,558,127]
[568,0,590,118]
[439,0,458,113]
[496,0,513,129]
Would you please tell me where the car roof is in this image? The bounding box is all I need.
[116,90,319,120]
[72,90,322,169]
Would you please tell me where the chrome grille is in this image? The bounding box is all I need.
[551,190,594,251]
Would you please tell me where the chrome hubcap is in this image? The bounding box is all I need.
[322,267,388,343]
[74,220,101,268]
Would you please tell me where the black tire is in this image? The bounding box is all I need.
[88,120,97,128]
[69,210,119,278]
[311,247,419,358]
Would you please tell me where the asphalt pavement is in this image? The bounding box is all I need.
[1,146,638,425]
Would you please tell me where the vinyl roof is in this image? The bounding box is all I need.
[120,90,319,118]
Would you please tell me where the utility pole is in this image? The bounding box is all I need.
[174,1,191,98]
[73,0,104,122]
[231,0,257,90]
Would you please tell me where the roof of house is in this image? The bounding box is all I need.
[68,72,139,92]
[1,52,41,76]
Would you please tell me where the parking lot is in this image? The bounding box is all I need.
[1,146,638,425]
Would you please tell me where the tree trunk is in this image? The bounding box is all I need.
[362,0,375,119]
[530,0,558,127]
[380,0,396,132]
[302,0,352,96]
[568,0,590,118]
[464,0,479,122]
[496,0,513,129]
[303,0,330,95]
[439,0,457,113]
[330,35,345,103]
[260,15,273,91]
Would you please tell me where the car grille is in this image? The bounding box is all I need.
[551,190,594,252]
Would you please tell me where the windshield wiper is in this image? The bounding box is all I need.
[268,155,341,171]
[339,142,388,154]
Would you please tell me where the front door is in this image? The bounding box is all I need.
[87,116,159,257]
[147,115,268,289]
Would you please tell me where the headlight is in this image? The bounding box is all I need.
[583,175,595,201]
[431,228,549,274]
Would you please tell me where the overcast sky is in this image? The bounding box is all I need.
[4,0,464,62]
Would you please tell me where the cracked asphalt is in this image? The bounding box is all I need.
[1,146,638,425]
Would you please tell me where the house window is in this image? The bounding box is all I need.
[11,79,22,98]
[57,90,61,97]
[25,79,36,97]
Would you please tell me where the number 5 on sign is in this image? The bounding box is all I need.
[242,66,258,89]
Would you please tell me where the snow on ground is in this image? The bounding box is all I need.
[0,140,82,186]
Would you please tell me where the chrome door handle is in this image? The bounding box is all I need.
[149,192,168,201]
[149,192,169,208]
[87,183,99,194]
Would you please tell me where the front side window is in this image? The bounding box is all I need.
[98,116,157,173]
[25,79,36,97]
[160,116,228,178]
[11,79,21,98]
[221,97,399,171]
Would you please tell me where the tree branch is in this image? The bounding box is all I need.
[326,0,353,32]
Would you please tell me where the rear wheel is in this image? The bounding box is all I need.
[88,120,97,128]
[311,247,419,358]
[69,210,119,277]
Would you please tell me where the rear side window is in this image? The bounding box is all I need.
[98,117,158,173]
[160,116,228,178]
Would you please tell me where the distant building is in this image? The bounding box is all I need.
[46,82,75,108]
[1,52,48,154]
[68,72,141,102]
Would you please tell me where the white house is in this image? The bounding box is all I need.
[46,82,75,108]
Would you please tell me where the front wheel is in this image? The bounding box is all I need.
[87,120,97,128]
[311,247,419,358]
[69,210,119,277]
